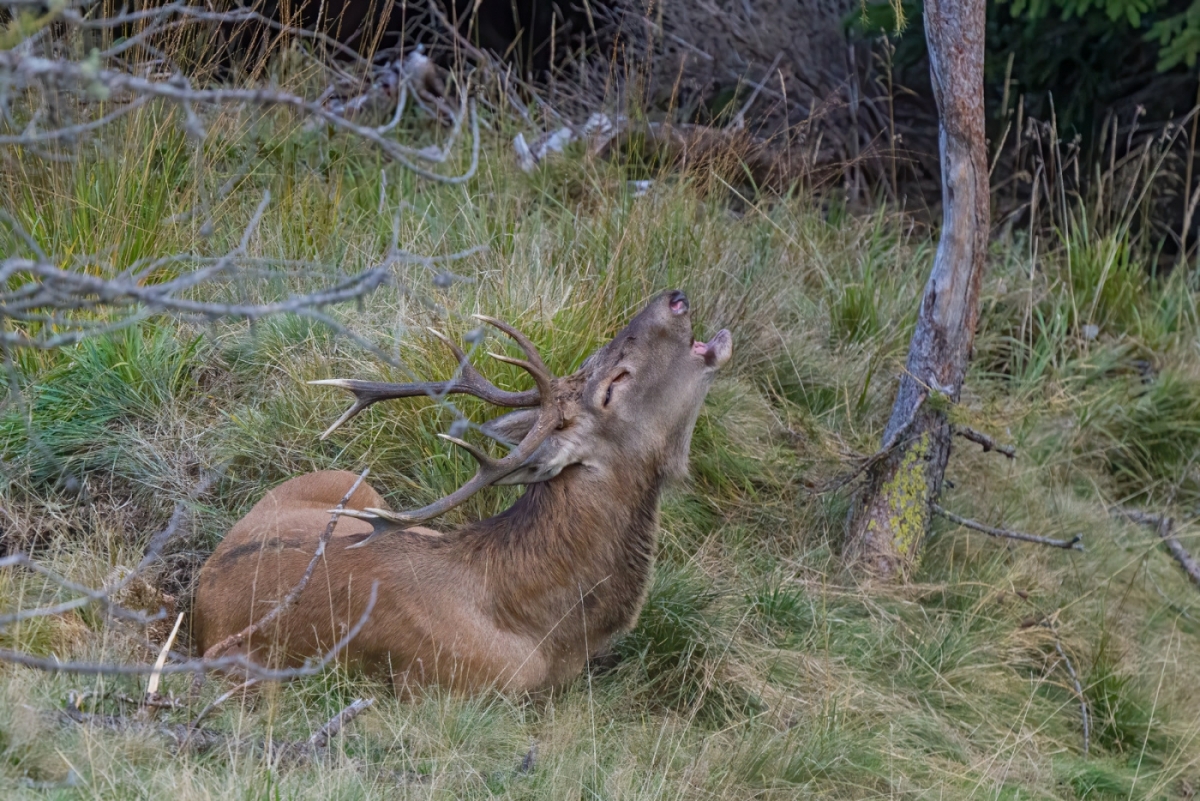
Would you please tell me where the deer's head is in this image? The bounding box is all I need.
[483,290,731,485]
[313,290,731,535]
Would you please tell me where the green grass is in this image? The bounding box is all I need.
[4,83,1200,799]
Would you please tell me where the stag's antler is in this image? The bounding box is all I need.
[315,315,561,547]
[310,321,541,441]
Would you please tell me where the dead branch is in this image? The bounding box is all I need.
[56,696,374,760]
[1111,507,1200,588]
[0,582,377,679]
[0,50,480,183]
[954,426,1017,459]
[189,679,259,729]
[1038,621,1090,755]
[808,396,926,495]
[57,704,230,754]
[1,196,483,364]
[730,53,784,131]
[203,468,370,660]
[306,698,375,750]
[0,465,221,631]
[1053,637,1090,755]
[932,505,1084,550]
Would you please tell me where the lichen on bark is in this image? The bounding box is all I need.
[859,431,934,577]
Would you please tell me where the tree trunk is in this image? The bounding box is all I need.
[844,0,989,580]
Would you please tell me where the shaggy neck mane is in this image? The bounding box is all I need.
[456,462,667,652]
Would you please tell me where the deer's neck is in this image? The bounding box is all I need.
[464,466,664,651]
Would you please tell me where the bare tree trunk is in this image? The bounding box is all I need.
[844,0,989,579]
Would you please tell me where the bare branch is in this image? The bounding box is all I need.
[0,51,481,182]
[808,396,926,495]
[307,698,375,750]
[1111,507,1200,588]
[189,678,259,729]
[203,468,370,660]
[1038,620,1090,755]
[954,426,1017,459]
[932,504,1084,550]
[1053,635,1090,755]
[0,582,378,679]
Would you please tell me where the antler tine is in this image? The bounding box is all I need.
[426,327,476,378]
[314,388,374,441]
[437,434,498,468]
[310,378,485,440]
[473,314,549,373]
[487,352,557,394]
[310,325,545,439]
[345,319,561,547]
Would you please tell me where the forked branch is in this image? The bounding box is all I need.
[1112,507,1200,588]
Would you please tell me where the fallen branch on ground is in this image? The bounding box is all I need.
[932,505,1084,550]
[306,698,375,751]
[188,679,259,729]
[54,695,374,760]
[1111,507,1200,588]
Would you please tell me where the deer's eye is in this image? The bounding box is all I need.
[603,371,630,407]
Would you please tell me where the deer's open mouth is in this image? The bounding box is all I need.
[691,330,732,368]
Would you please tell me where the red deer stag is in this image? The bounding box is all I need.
[193,290,732,694]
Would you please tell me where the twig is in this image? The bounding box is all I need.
[1,228,483,354]
[1040,622,1090,755]
[1053,639,1090,755]
[264,697,376,766]
[932,505,1084,550]
[1111,507,1200,588]
[307,698,374,750]
[203,468,370,660]
[0,52,482,184]
[954,426,1017,459]
[731,53,784,131]
[809,396,926,495]
[189,678,259,729]
[0,582,378,679]
[59,705,229,754]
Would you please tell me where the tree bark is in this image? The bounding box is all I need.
[844,0,989,579]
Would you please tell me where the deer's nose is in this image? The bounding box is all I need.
[668,290,689,315]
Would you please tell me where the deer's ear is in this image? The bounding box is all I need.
[482,410,585,486]
[480,409,538,445]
